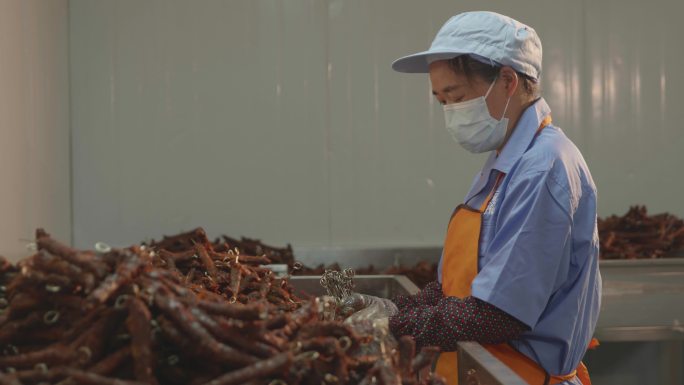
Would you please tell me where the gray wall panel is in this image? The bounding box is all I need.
[71,0,331,247]
[584,0,684,218]
[69,1,684,249]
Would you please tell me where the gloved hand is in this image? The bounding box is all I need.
[339,293,399,322]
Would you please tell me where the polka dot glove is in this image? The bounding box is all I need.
[389,295,529,351]
[392,280,444,309]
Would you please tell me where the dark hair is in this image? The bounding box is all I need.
[447,55,539,99]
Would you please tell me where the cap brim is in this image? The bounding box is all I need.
[391,50,467,73]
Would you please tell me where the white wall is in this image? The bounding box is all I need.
[0,0,71,262]
[69,0,684,250]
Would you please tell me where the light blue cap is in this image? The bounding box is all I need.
[392,11,542,81]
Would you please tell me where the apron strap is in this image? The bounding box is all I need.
[537,115,552,136]
[478,172,505,212]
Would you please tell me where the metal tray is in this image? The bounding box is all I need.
[293,247,684,342]
[291,246,442,270]
[457,342,526,385]
[288,274,420,298]
[293,245,684,271]
[597,258,684,341]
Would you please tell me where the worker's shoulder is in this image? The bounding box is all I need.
[514,125,596,202]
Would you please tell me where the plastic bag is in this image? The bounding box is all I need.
[341,294,399,358]
[339,293,398,321]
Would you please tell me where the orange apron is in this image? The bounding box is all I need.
[435,116,594,385]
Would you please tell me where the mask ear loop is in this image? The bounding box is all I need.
[484,75,512,121]
[484,75,498,99]
[500,95,511,121]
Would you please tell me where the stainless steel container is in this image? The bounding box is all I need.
[597,258,684,342]
[291,248,684,384]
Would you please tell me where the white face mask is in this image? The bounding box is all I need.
[443,77,511,153]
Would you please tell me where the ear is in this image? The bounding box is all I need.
[499,66,519,97]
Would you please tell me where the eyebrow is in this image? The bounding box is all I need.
[432,84,462,96]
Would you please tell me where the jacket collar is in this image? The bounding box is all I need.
[463,98,552,203]
[491,97,552,174]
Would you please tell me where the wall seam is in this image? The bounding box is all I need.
[325,0,333,247]
[67,0,75,247]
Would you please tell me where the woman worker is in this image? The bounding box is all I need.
[345,11,602,385]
